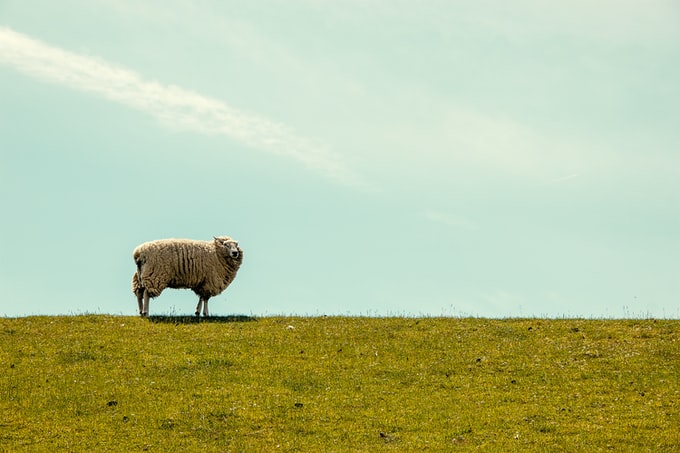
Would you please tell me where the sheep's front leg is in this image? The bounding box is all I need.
[195,297,210,317]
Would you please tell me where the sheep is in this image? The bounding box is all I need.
[132,236,243,317]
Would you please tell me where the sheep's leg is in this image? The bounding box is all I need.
[195,299,203,317]
[202,298,210,317]
[134,282,144,316]
[136,290,143,315]
[133,272,144,316]
[141,290,150,317]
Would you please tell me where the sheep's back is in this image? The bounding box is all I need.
[134,239,218,287]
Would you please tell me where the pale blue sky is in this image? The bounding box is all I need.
[1,1,679,317]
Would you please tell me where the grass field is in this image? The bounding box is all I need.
[1,315,679,451]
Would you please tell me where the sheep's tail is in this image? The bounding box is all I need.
[135,258,143,280]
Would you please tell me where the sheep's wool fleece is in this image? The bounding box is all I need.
[133,237,243,299]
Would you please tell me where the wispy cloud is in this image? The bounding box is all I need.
[0,27,361,186]
[550,173,581,184]
[422,210,477,231]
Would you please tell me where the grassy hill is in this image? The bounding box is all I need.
[1,315,678,451]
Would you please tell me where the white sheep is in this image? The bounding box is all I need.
[132,236,243,317]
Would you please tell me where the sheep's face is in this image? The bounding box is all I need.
[214,236,241,259]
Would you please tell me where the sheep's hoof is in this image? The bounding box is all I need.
[140,312,148,318]
[194,311,200,317]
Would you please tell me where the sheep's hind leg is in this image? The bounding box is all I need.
[202,298,210,317]
[141,290,150,317]
[195,299,203,317]
[133,272,145,316]
[136,290,144,316]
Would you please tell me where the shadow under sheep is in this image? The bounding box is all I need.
[148,315,257,324]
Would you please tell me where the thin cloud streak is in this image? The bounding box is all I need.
[422,210,477,232]
[0,27,360,186]
[550,173,581,184]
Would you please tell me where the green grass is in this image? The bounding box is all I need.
[1,315,679,451]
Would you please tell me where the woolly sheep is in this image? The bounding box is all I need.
[132,236,243,317]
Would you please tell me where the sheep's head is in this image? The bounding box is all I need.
[214,236,241,259]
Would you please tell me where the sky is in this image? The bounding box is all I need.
[1,1,679,318]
